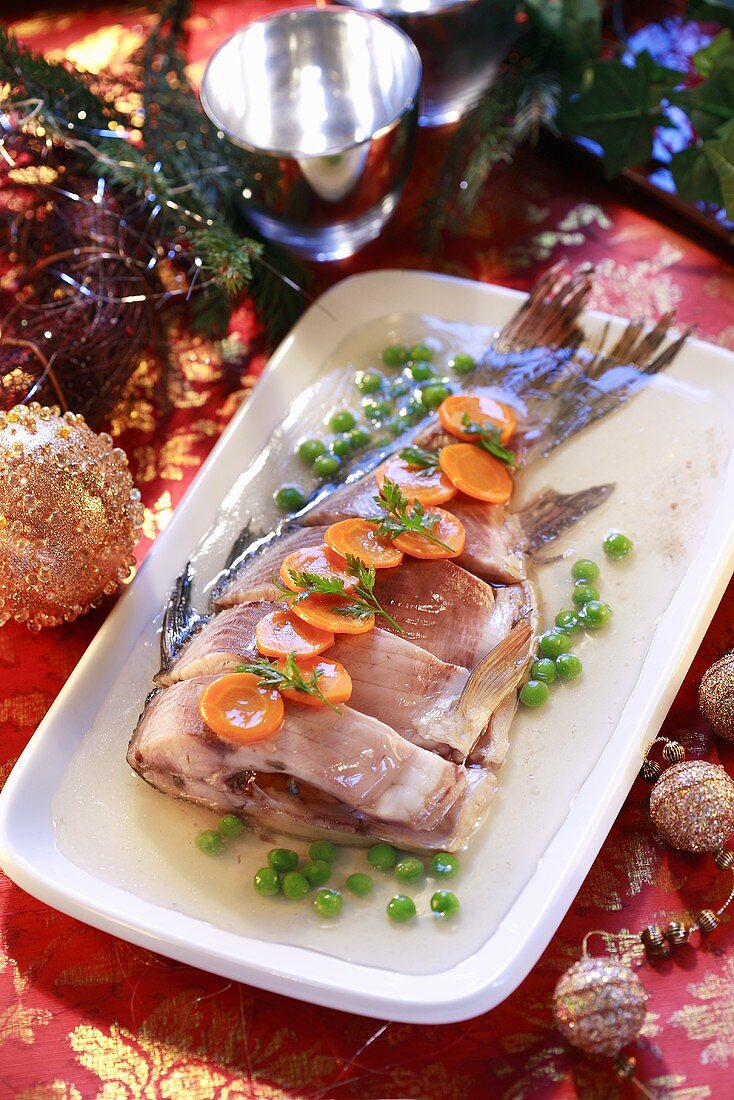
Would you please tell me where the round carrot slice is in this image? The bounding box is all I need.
[325,518,403,569]
[280,544,357,594]
[256,608,334,658]
[439,443,513,504]
[393,507,465,560]
[375,453,457,506]
[279,655,353,708]
[438,394,516,444]
[199,672,284,743]
[290,592,375,634]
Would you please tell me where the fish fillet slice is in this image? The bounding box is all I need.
[129,677,466,830]
[214,526,327,609]
[155,601,283,687]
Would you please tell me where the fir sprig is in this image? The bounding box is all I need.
[278,554,402,632]
[374,478,453,552]
[236,653,340,712]
[399,445,440,472]
[460,414,516,467]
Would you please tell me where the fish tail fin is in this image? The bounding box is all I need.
[159,562,206,673]
[520,484,615,555]
[458,622,533,731]
[495,264,593,353]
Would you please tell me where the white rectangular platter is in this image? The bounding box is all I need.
[2,269,734,1025]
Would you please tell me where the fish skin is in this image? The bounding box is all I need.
[129,675,467,830]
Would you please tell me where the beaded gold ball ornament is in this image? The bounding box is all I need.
[699,652,734,741]
[552,954,648,1057]
[0,404,144,630]
[649,760,734,852]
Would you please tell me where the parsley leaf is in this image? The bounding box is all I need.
[459,414,517,466]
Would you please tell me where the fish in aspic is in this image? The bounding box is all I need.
[127,266,688,851]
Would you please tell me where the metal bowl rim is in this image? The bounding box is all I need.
[199,5,423,160]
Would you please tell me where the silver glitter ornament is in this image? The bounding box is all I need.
[649,760,734,852]
[553,954,648,1057]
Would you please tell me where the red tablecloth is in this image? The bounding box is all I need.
[3,5,734,1098]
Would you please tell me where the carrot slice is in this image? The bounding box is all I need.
[325,518,403,568]
[256,608,334,658]
[279,655,353,708]
[290,592,375,634]
[393,507,465,560]
[280,545,357,594]
[375,453,457,506]
[199,672,284,743]
[439,443,513,504]
[438,394,516,444]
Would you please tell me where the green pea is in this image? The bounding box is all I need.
[409,343,433,362]
[355,370,382,394]
[268,848,299,873]
[274,485,306,512]
[430,852,459,879]
[281,871,310,900]
[386,894,417,923]
[555,609,582,634]
[297,438,326,465]
[556,653,583,682]
[303,859,331,887]
[329,410,356,433]
[368,842,397,871]
[313,454,340,478]
[309,840,336,863]
[330,436,352,458]
[253,867,280,896]
[382,344,409,367]
[313,888,342,918]
[537,630,570,658]
[394,856,424,885]
[531,657,557,684]
[520,679,549,708]
[580,600,612,629]
[571,558,600,582]
[603,531,633,559]
[572,582,600,607]
[347,427,371,450]
[450,353,475,375]
[421,384,451,409]
[409,361,434,381]
[219,814,244,838]
[363,399,392,422]
[195,829,224,855]
[346,872,373,897]
[430,890,460,918]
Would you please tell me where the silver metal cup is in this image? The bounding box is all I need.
[200,7,422,261]
[334,0,516,127]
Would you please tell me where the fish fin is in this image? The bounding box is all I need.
[520,483,615,554]
[494,264,593,353]
[458,622,533,731]
[159,563,207,672]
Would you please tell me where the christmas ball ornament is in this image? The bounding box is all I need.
[699,653,734,740]
[0,403,144,630]
[553,954,648,1057]
[649,760,734,852]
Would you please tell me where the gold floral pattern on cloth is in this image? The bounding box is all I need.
[3,4,734,1100]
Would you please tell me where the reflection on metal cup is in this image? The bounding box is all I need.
[200,7,422,261]
[334,0,517,127]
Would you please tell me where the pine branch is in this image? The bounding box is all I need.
[512,73,561,145]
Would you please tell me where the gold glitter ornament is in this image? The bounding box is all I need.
[649,760,734,852]
[552,951,648,1057]
[0,403,143,630]
[699,652,734,740]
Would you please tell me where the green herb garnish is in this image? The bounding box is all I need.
[460,414,516,466]
[237,652,340,712]
[277,555,402,633]
[374,477,454,552]
[398,445,440,472]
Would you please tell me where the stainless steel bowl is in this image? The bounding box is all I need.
[200,7,422,261]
